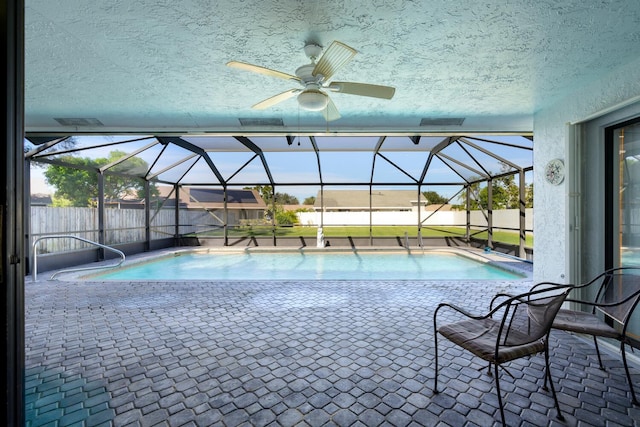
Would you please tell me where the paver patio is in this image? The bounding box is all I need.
[24,276,640,426]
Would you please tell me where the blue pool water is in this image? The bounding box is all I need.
[89,251,525,281]
[622,249,640,267]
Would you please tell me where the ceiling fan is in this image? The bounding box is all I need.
[226,41,395,121]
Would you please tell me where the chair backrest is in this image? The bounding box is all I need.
[593,267,640,327]
[498,286,571,347]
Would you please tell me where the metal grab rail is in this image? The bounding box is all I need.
[32,235,126,281]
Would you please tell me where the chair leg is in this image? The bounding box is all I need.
[433,331,440,394]
[544,341,564,421]
[542,335,551,391]
[621,341,639,405]
[593,336,605,370]
[494,362,506,427]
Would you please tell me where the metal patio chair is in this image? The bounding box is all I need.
[433,285,572,426]
[532,267,640,404]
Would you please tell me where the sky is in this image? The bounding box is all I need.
[26,135,533,203]
[31,175,51,194]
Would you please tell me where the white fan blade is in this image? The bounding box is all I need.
[322,97,341,122]
[252,89,299,110]
[313,41,357,80]
[227,61,301,82]
[328,82,395,99]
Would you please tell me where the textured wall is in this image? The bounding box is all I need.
[24,0,640,133]
[533,56,640,283]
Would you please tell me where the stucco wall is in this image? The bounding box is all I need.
[533,57,640,283]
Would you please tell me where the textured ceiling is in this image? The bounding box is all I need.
[24,0,640,135]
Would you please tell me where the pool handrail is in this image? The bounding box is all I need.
[32,235,126,281]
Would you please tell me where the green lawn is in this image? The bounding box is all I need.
[193,225,533,247]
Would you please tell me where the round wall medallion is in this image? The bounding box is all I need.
[544,158,565,185]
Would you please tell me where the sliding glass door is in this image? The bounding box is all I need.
[578,106,640,341]
[605,119,640,343]
[607,119,640,269]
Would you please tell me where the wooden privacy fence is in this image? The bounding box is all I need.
[31,207,99,253]
[30,207,223,253]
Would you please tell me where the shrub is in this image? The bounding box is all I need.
[275,210,299,225]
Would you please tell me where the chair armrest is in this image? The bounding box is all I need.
[435,293,522,326]
[435,302,485,320]
[438,286,570,324]
[567,267,640,294]
[490,293,515,310]
[433,302,491,332]
[565,287,640,308]
[530,281,576,292]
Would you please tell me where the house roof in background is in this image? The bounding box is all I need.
[317,189,426,209]
[158,187,267,210]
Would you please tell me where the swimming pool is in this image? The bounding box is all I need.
[84,249,527,281]
[622,249,640,267]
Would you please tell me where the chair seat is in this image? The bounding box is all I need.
[438,318,545,364]
[553,309,620,338]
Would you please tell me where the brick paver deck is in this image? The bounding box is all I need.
[25,277,640,426]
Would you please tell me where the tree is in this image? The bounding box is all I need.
[422,191,448,205]
[44,150,157,207]
[303,196,316,205]
[51,195,75,207]
[275,192,299,205]
[44,156,99,207]
[453,172,533,210]
[274,209,299,225]
[244,185,300,221]
[246,185,299,205]
[102,150,159,201]
[525,182,533,208]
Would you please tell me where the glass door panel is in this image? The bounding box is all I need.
[610,120,640,343]
[616,122,640,267]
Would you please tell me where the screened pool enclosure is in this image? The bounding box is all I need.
[25,134,533,272]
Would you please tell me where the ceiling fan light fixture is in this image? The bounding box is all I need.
[303,43,323,61]
[297,90,328,111]
[228,40,394,119]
